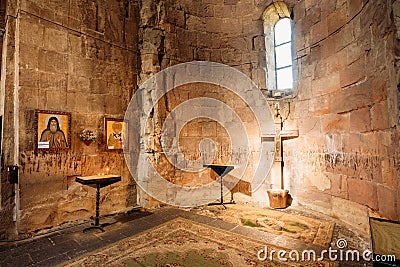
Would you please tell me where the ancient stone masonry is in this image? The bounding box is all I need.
[137,0,400,225]
[1,0,399,239]
[0,0,139,238]
[285,0,400,224]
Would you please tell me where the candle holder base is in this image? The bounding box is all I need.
[267,189,290,209]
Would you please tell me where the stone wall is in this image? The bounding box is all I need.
[139,0,273,89]
[135,0,282,208]
[136,0,400,228]
[1,0,399,238]
[284,0,400,227]
[0,0,139,238]
[0,0,18,239]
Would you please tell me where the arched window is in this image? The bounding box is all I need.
[274,18,293,91]
[263,2,293,98]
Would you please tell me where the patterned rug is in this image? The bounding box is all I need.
[196,204,335,247]
[370,217,400,260]
[61,218,336,266]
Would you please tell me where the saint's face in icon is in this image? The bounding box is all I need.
[40,117,68,148]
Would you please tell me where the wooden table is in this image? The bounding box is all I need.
[203,164,238,209]
[76,175,121,232]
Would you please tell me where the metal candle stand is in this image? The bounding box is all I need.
[203,164,238,209]
[76,175,121,232]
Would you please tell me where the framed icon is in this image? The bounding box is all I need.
[104,118,127,151]
[35,110,71,152]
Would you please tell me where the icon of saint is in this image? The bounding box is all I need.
[107,122,124,149]
[40,117,68,148]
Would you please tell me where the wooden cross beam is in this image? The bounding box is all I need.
[262,115,298,190]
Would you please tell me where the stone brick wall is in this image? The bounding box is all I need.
[1,0,399,238]
[0,0,139,238]
[283,0,400,227]
[0,0,19,239]
[135,0,282,208]
[137,0,400,228]
[138,0,280,89]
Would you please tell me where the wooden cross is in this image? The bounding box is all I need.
[262,111,298,190]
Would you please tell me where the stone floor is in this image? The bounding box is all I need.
[0,205,379,267]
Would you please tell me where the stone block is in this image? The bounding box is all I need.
[328,173,348,198]
[66,92,89,114]
[197,3,215,18]
[297,190,333,213]
[349,107,371,133]
[371,100,389,131]
[305,0,320,11]
[398,190,400,221]
[38,49,68,74]
[309,172,331,191]
[19,68,39,88]
[346,39,367,66]
[348,0,363,19]
[20,0,41,16]
[186,14,206,32]
[347,178,378,210]
[19,43,39,70]
[359,132,380,155]
[43,27,68,53]
[327,5,346,34]
[19,86,39,109]
[339,57,366,88]
[20,178,64,209]
[105,95,125,114]
[45,88,67,110]
[311,72,340,96]
[298,117,321,136]
[309,94,330,116]
[320,0,336,14]
[368,76,390,103]
[196,32,213,49]
[201,120,217,137]
[377,185,398,220]
[381,158,397,188]
[330,82,373,114]
[180,120,202,137]
[67,75,90,93]
[221,18,242,35]
[296,76,312,100]
[68,56,92,78]
[321,113,350,134]
[338,25,355,51]
[166,8,185,28]
[299,57,314,80]
[84,38,112,61]
[205,17,223,33]
[310,18,328,45]
[90,78,108,94]
[39,72,67,90]
[331,196,370,235]
[19,14,44,47]
[214,4,235,18]
[19,203,59,234]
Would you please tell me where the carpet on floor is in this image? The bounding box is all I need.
[370,217,400,260]
[196,204,335,247]
[61,217,336,267]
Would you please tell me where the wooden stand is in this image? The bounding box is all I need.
[76,175,121,232]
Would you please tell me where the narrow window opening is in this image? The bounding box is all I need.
[274,18,293,92]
